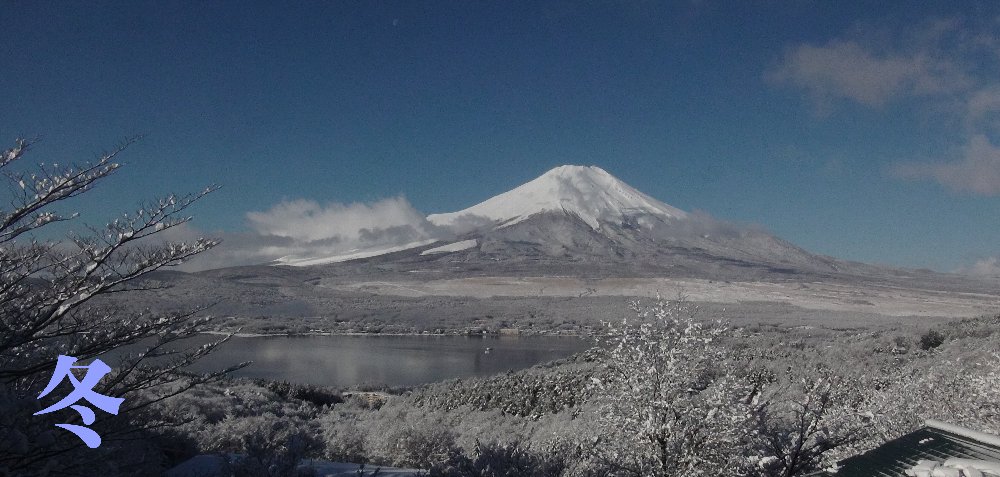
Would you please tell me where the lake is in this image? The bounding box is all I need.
[178,334,593,388]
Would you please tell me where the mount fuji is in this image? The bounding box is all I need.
[427,165,687,231]
[272,164,853,280]
[170,164,998,334]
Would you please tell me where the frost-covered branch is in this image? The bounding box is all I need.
[0,138,232,475]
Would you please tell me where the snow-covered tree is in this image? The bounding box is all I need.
[749,360,870,476]
[861,346,1000,450]
[588,298,762,476]
[0,138,233,475]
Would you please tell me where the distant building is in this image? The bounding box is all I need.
[820,420,1000,476]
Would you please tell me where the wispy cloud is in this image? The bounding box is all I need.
[172,197,453,271]
[956,256,1000,277]
[891,135,1000,195]
[766,40,946,109]
[769,16,1000,195]
[965,86,1000,132]
[245,197,438,244]
[152,223,295,271]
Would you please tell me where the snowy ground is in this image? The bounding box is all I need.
[321,276,1000,318]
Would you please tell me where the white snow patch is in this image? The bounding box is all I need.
[427,165,687,231]
[420,239,478,255]
[274,239,438,267]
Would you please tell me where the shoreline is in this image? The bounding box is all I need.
[201,330,592,339]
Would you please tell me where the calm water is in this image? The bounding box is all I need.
[177,334,592,388]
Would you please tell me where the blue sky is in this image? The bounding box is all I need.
[3,1,1000,273]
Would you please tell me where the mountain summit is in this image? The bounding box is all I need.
[419,164,852,278]
[428,165,687,231]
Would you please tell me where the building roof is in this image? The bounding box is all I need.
[828,420,1000,476]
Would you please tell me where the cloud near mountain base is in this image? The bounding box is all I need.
[166,197,453,271]
[955,256,1000,278]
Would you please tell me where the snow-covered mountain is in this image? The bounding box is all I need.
[172,164,998,331]
[268,164,861,278]
[428,165,686,231]
[159,164,999,337]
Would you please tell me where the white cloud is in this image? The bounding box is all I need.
[163,197,455,271]
[766,16,989,113]
[766,40,925,108]
[892,135,1000,196]
[135,222,284,271]
[956,256,1000,277]
[966,86,1000,132]
[771,16,1000,195]
[245,196,435,243]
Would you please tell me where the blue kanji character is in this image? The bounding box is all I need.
[34,355,124,448]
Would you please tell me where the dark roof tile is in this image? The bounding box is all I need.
[827,421,1000,476]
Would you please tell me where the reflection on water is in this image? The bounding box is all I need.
[172,334,591,388]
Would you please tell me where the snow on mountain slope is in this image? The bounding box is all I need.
[269,165,834,272]
[275,239,438,267]
[427,165,687,231]
[420,239,478,255]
